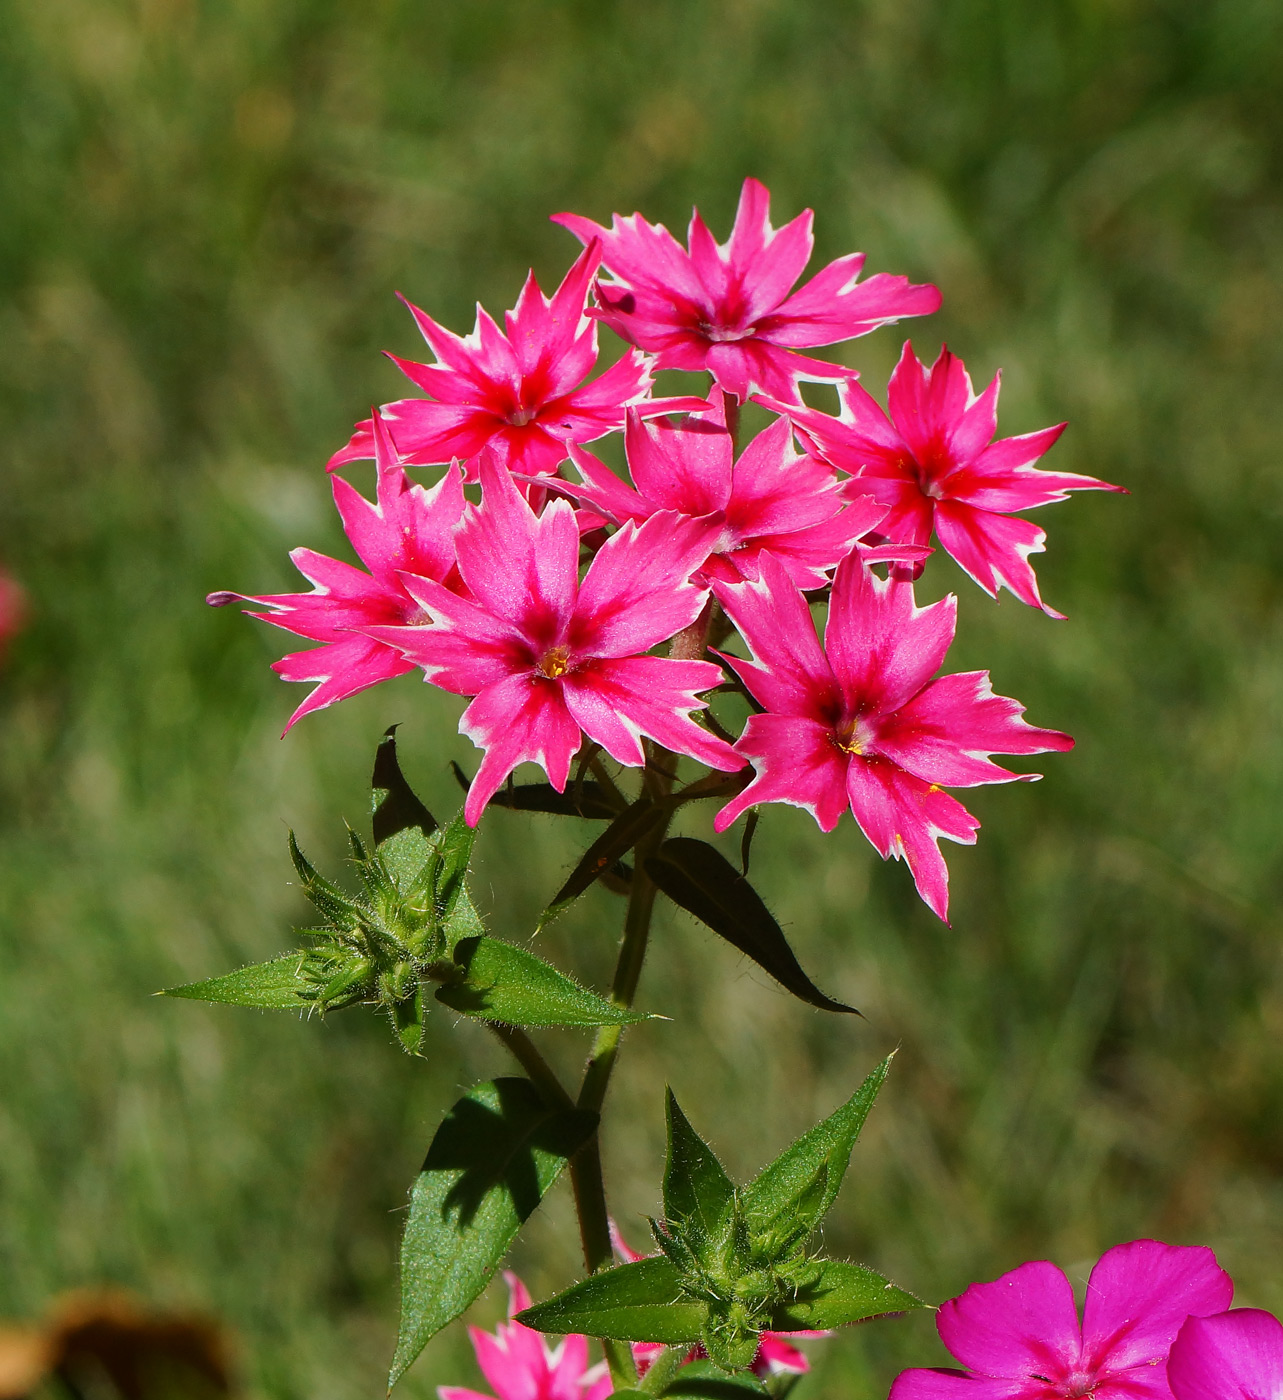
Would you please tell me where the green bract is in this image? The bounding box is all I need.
[161,730,646,1049]
[517,1056,923,1370]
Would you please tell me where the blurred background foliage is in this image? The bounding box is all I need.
[2,0,1283,1394]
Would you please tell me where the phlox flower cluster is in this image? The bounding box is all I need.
[890,1239,1283,1400]
[214,179,1117,920]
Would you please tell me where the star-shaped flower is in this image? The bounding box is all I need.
[775,342,1124,617]
[563,390,911,591]
[554,178,941,404]
[329,242,705,480]
[208,414,464,732]
[367,452,741,825]
[712,551,1071,920]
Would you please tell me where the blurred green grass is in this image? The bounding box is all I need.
[4,0,1283,1394]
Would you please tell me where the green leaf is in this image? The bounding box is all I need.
[436,936,648,1027]
[766,1259,923,1330]
[538,798,667,927]
[288,831,362,929]
[372,727,439,889]
[161,955,313,1010]
[658,1361,768,1399]
[391,1079,596,1387]
[516,1257,706,1344]
[645,839,855,1015]
[452,763,623,820]
[741,1056,892,1236]
[663,1091,736,1240]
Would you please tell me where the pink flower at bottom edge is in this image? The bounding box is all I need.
[438,1272,611,1400]
[890,1240,1234,1400]
[1167,1309,1283,1400]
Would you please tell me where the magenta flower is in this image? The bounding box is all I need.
[208,414,465,733]
[564,390,901,591]
[890,1240,1234,1400]
[1168,1309,1283,1400]
[554,178,941,404]
[774,342,1124,617]
[367,453,742,825]
[439,1272,611,1400]
[329,242,705,479]
[611,1225,822,1382]
[711,551,1071,920]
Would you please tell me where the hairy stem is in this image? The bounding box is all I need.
[569,751,676,1388]
[488,1023,573,1110]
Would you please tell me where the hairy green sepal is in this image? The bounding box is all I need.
[518,1057,922,1367]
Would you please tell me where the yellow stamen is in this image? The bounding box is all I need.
[538,647,570,679]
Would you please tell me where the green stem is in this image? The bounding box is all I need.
[488,1023,573,1110]
[569,750,677,1389]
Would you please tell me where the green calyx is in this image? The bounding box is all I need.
[517,1056,926,1368]
[162,729,648,1048]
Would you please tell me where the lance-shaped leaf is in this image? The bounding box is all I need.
[663,1091,736,1241]
[436,936,648,1027]
[516,1258,706,1344]
[432,812,483,948]
[453,762,623,820]
[741,1055,892,1238]
[767,1259,922,1330]
[372,727,438,888]
[160,955,313,1010]
[645,839,854,1014]
[289,831,363,929]
[391,1079,596,1387]
[538,798,667,928]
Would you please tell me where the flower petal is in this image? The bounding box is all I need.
[571,512,715,658]
[456,454,581,641]
[1167,1310,1283,1400]
[932,501,1062,618]
[826,551,957,715]
[623,398,732,515]
[459,673,582,826]
[935,1260,1082,1382]
[889,1371,1057,1400]
[714,713,850,834]
[271,636,414,733]
[563,656,738,771]
[844,755,978,921]
[876,671,1073,788]
[1080,1241,1234,1376]
[712,553,837,721]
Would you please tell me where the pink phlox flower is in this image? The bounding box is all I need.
[562,388,903,591]
[329,241,706,480]
[207,414,465,734]
[889,1240,1234,1400]
[609,1223,823,1382]
[438,1272,611,1400]
[553,178,941,405]
[711,550,1072,921]
[1168,1308,1283,1400]
[366,452,743,826]
[771,342,1124,618]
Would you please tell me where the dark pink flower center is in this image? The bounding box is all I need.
[700,321,757,344]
